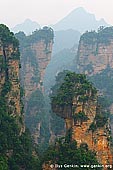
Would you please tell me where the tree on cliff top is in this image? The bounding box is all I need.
[0,24,19,47]
[51,71,97,118]
[80,26,113,45]
[15,26,54,48]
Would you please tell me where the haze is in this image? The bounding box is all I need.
[1,0,113,28]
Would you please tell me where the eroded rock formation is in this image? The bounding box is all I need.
[0,26,24,132]
[51,72,113,168]
[16,27,54,145]
[77,27,113,75]
[19,28,54,99]
[72,97,112,167]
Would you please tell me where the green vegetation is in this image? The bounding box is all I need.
[51,71,97,109]
[1,23,112,169]
[89,66,113,106]
[1,80,12,96]
[0,75,40,170]
[89,109,110,132]
[95,109,109,128]
[41,132,102,170]
[15,26,54,152]
[80,27,113,55]
[89,89,110,132]
[98,26,113,44]
[0,156,8,170]
[73,111,88,125]
[15,26,54,48]
[0,24,20,59]
[81,30,97,44]
[29,26,54,45]
[0,24,41,169]
[51,69,110,133]
[0,24,19,47]
[0,108,40,169]
[44,46,78,94]
[88,67,112,131]
[25,90,51,152]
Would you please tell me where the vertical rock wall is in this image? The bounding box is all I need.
[76,27,113,168]
[77,27,113,75]
[72,98,113,167]
[0,31,24,133]
[17,28,54,145]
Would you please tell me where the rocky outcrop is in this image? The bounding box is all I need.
[23,40,53,99]
[0,26,24,132]
[77,27,113,75]
[75,27,113,168]
[19,27,54,99]
[51,72,113,168]
[16,27,54,145]
[31,40,53,82]
[72,98,112,167]
[61,101,112,168]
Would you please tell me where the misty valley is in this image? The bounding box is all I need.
[0,7,113,170]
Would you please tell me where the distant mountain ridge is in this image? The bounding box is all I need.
[11,19,40,35]
[52,7,109,33]
[11,7,109,35]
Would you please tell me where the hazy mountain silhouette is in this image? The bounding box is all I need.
[11,19,40,35]
[53,29,81,54]
[52,7,109,33]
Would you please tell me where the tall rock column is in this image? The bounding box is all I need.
[77,27,113,75]
[51,71,113,169]
[76,27,113,168]
[16,27,54,145]
[0,24,24,132]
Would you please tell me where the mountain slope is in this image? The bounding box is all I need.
[11,19,40,35]
[52,7,109,33]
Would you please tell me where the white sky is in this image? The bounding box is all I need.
[1,0,113,28]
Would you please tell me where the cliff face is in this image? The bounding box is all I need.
[0,25,42,170]
[31,40,53,82]
[72,98,112,167]
[74,27,113,168]
[0,26,24,132]
[51,72,113,168]
[77,27,113,75]
[22,40,53,99]
[16,27,54,145]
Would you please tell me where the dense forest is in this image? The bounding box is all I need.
[0,24,113,169]
[41,133,102,170]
